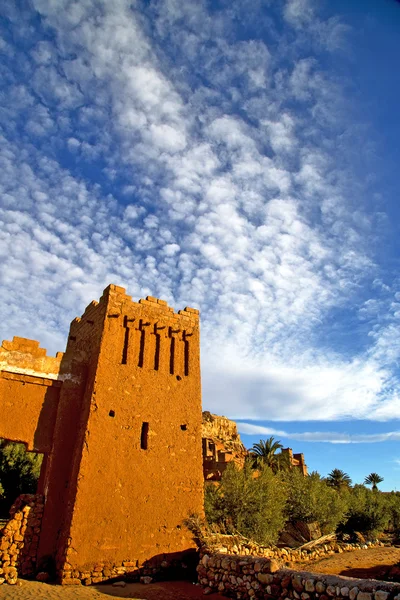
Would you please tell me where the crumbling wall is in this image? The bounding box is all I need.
[200,532,385,564]
[202,412,248,481]
[197,552,400,599]
[0,494,44,585]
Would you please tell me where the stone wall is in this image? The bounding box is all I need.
[197,552,400,599]
[0,494,44,585]
[204,533,385,564]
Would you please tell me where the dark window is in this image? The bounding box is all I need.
[141,422,149,450]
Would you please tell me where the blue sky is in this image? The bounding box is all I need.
[1,0,400,490]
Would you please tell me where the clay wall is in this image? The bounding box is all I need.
[0,338,62,453]
[0,284,203,585]
[56,285,204,584]
[37,294,110,566]
[282,448,308,476]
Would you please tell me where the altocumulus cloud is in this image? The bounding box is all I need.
[1,0,400,421]
[237,422,400,444]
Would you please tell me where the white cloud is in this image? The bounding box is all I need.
[238,422,400,444]
[0,0,399,426]
[284,0,314,28]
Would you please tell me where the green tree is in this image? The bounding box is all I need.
[250,437,283,472]
[384,491,400,532]
[326,469,352,490]
[364,473,384,491]
[0,440,42,517]
[205,462,288,545]
[341,484,389,538]
[284,469,348,534]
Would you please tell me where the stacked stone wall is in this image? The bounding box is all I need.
[197,552,400,600]
[0,494,44,585]
[205,534,385,564]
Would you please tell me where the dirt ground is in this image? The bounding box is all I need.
[293,546,400,581]
[2,547,400,599]
[0,579,226,600]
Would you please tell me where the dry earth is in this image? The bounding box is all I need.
[2,548,400,599]
[292,546,400,581]
[0,580,226,600]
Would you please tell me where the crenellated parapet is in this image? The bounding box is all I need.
[0,336,63,381]
[67,284,200,380]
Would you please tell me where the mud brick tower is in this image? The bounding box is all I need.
[0,284,203,584]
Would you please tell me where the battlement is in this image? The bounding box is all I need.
[71,285,199,325]
[0,336,63,380]
[67,285,200,379]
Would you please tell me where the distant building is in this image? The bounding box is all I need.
[201,412,308,480]
[281,448,308,476]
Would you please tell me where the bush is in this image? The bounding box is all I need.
[341,484,389,538]
[0,440,42,517]
[385,492,400,532]
[284,469,348,534]
[205,462,288,545]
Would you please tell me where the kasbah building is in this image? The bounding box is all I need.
[0,283,306,586]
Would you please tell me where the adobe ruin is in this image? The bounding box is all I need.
[0,284,204,585]
[201,412,308,480]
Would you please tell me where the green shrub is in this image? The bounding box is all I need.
[284,469,348,534]
[341,484,389,538]
[0,440,42,517]
[385,492,400,532]
[204,462,288,545]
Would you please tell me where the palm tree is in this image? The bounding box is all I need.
[364,472,384,491]
[326,469,352,489]
[250,437,283,472]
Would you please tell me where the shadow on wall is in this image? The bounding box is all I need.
[70,549,199,588]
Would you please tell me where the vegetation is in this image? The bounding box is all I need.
[0,439,42,518]
[205,462,287,545]
[340,484,389,537]
[364,472,384,491]
[204,437,399,545]
[250,437,284,472]
[283,469,349,534]
[326,469,352,490]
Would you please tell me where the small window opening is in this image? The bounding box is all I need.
[141,422,149,450]
[109,410,115,417]
[176,375,182,381]
[181,424,187,431]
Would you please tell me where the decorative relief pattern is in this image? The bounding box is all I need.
[114,295,199,377]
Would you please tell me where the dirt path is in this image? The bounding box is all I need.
[293,546,400,581]
[0,579,225,600]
